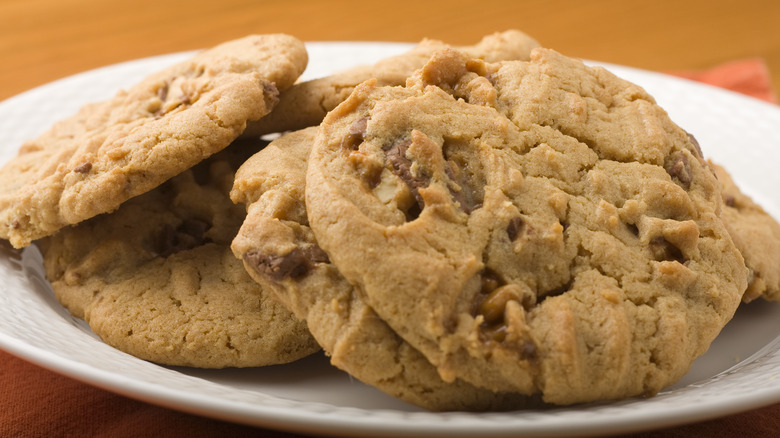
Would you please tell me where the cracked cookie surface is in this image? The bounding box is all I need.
[710,162,780,303]
[0,34,307,248]
[38,143,319,368]
[243,30,539,136]
[231,127,537,410]
[305,48,748,404]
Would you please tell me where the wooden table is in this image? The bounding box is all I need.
[2,0,779,101]
[1,1,779,437]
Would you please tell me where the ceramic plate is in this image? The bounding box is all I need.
[1,42,779,438]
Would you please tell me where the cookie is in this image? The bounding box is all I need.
[38,143,319,368]
[242,30,539,137]
[305,48,748,404]
[231,128,539,410]
[710,161,780,303]
[0,33,307,248]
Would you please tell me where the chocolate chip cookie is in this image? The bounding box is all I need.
[231,127,538,410]
[242,30,539,136]
[710,161,780,303]
[0,34,307,248]
[39,143,319,368]
[305,48,748,404]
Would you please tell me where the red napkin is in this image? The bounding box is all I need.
[1,59,778,438]
[669,57,778,104]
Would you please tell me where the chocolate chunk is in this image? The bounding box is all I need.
[302,244,330,264]
[73,162,92,173]
[723,194,736,208]
[244,245,328,281]
[443,142,485,214]
[649,236,685,263]
[341,117,369,150]
[385,138,429,211]
[686,132,703,158]
[445,160,482,213]
[666,152,693,189]
[153,219,212,257]
[506,217,525,241]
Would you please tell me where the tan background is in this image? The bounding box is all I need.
[1,0,779,437]
[1,0,779,101]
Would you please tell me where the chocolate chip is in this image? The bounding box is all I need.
[723,194,736,207]
[506,217,525,241]
[442,142,485,214]
[153,219,211,257]
[666,152,693,189]
[243,245,329,281]
[649,236,685,263]
[341,117,369,150]
[302,244,330,264]
[444,160,482,213]
[686,132,703,158]
[385,138,429,214]
[73,162,92,174]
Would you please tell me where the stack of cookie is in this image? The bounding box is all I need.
[1,30,777,411]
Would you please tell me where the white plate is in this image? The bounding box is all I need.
[1,42,780,438]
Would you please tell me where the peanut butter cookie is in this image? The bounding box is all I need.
[39,143,319,368]
[231,128,537,410]
[305,48,747,404]
[242,30,539,136]
[1,34,307,248]
[710,161,780,303]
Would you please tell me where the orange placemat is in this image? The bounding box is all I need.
[669,57,777,104]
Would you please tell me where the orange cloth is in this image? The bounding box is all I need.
[669,58,778,104]
[1,59,778,437]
